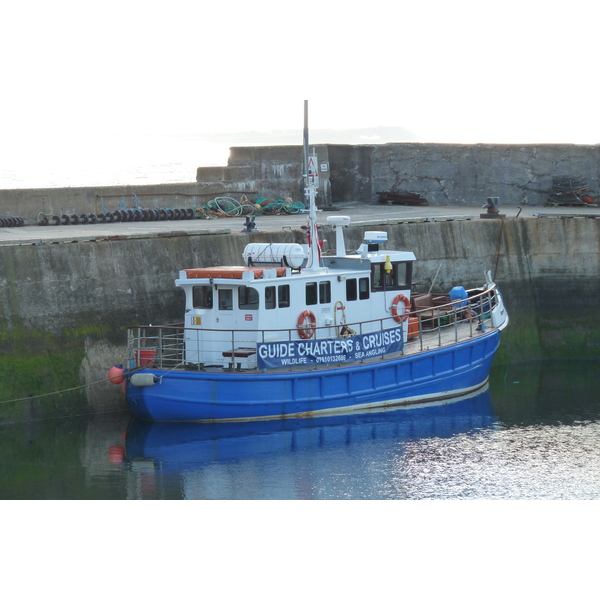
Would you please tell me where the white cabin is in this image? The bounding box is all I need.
[175,216,416,368]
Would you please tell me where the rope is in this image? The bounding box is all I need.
[493,219,505,282]
[196,196,305,219]
[0,363,152,405]
[259,198,305,214]
[206,197,246,216]
[194,207,220,220]
[0,375,118,405]
[158,360,187,377]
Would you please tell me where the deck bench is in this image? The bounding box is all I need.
[222,347,257,358]
[222,347,257,370]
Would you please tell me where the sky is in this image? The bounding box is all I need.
[1,0,597,185]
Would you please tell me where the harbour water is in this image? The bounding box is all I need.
[1,359,599,500]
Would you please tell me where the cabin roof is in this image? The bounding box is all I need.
[183,266,288,280]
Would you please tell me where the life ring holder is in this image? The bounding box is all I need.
[334,300,345,337]
[297,309,317,339]
[333,300,356,338]
[391,294,411,323]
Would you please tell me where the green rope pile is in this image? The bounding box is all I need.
[257,198,306,214]
[194,196,306,219]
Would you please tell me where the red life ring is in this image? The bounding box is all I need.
[391,294,411,323]
[297,309,317,339]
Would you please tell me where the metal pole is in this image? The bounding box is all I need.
[302,101,322,271]
[428,261,443,294]
[303,100,309,188]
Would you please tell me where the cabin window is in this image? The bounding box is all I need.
[371,262,412,292]
[372,265,383,289]
[359,277,370,300]
[265,286,276,310]
[396,262,411,288]
[306,282,318,305]
[218,289,233,310]
[192,285,213,309]
[239,286,259,310]
[346,278,357,301]
[278,285,290,308]
[319,281,331,304]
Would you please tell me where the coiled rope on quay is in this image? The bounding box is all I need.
[196,196,306,219]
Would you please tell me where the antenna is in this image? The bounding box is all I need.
[302,101,322,271]
[303,100,309,194]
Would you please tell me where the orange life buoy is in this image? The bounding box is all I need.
[297,309,317,339]
[391,294,411,323]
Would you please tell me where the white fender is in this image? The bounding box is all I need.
[130,373,159,387]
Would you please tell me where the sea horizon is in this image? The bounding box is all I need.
[0,135,231,190]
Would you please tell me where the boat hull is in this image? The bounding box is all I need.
[126,329,501,422]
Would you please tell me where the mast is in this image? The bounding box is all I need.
[303,100,309,197]
[303,100,322,271]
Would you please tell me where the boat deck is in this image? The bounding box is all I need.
[403,315,488,355]
[125,306,497,375]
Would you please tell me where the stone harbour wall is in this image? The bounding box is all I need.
[203,143,600,208]
[368,143,600,206]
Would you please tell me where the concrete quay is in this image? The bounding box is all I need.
[1,202,597,247]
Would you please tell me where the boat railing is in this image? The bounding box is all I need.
[407,285,498,352]
[125,285,502,371]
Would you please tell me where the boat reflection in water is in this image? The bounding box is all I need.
[124,386,496,499]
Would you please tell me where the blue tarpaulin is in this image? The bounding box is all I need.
[449,286,468,307]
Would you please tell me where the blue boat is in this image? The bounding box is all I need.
[110,103,509,422]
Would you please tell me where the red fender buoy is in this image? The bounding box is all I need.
[108,365,125,385]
